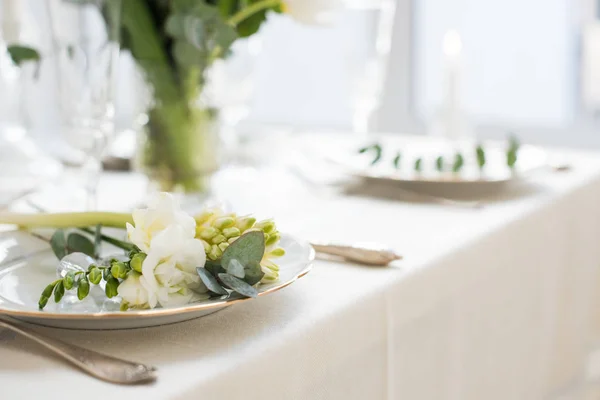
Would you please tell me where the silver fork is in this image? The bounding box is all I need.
[0,317,157,384]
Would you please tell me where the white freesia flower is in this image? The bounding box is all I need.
[283,0,343,25]
[126,193,196,253]
[118,273,150,308]
[140,224,208,308]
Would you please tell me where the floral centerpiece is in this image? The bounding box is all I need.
[117,0,340,193]
[0,193,285,310]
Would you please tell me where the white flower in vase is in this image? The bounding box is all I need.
[283,0,343,24]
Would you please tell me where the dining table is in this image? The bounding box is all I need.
[1,135,600,400]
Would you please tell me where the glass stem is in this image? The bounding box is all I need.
[83,156,102,211]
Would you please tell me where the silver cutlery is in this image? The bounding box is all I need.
[311,242,402,266]
[0,317,157,384]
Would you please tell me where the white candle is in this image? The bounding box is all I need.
[441,29,463,140]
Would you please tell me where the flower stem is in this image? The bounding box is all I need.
[80,227,134,252]
[227,0,282,26]
[0,212,132,229]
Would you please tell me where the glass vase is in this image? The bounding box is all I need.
[137,105,221,195]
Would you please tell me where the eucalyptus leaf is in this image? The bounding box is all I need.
[67,233,95,258]
[221,231,265,272]
[197,267,228,295]
[359,143,383,165]
[205,260,225,276]
[243,261,264,286]
[414,158,423,172]
[452,153,464,173]
[435,156,444,172]
[218,273,258,298]
[476,145,486,169]
[50,230,68,260]
[393,152,401,170]
[226,259,245,279]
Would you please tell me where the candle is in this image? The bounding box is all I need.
[441,29,463,141]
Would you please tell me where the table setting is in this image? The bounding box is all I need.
[2,1,600,399]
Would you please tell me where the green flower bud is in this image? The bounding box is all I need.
[120,301,129,312]
[38,296,49,309]
[78,277,90,300]
[111,261,128,279]
[213,217,235,230]
[212,234,226,245]
[41,282,57,299]
[199,227,219,240]
[63,271,75,290]
[130,253,146,273]
[102,267,111,281]
[88,267,102,285]
[255,220,275,234]
[88,263,97,272]
[105,277,119,298]
[53,281,65,303]
[194,209,216,225]
[39,281,58,309]
[265,232,281,247]
[269,247,286,257]
[235,216,256,232]
[218,242,229,252]
[201,240,211,253]
[208,244,222,261]
[222,227,241,238]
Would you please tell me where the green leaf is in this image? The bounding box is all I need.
[205,260,225,276]
[54,281,65,303]
[358,143,383,165]
[6,45,40,66]
[218,273,258,298]
[50,230,68,260]
[414,158,423,172]
[197,267,229,295]
[67,233,95,258]
[226,259,245,279]
[435,156,444,172]
[243,260,264,286]
[78,277,90,300]
[221,231,265,273]
[393,152,401,169]
[476,145,486,169]
[452,153,464,173]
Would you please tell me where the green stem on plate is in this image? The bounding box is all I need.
[0,212,132,229]
[80,227,134,252]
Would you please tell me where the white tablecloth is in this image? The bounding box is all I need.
[2,146,600,400]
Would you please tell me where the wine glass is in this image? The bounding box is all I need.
[343,0,397,134]
[46,0,121,210]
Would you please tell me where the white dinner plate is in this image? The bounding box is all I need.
[0,231,314,330]
[326,141,548,186]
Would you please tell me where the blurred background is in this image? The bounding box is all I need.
[1,0,600,191]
